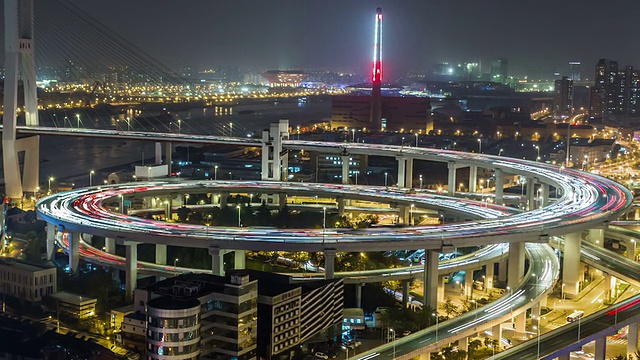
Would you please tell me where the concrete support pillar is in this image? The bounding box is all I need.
[423,250,439,311]
[594,336,606,360]
[628,240,637,260]
[220,191,229,208]
[234,250,245,269]
[155,142,162,164]
[337,198,345,217]
[485,263,494,290]
[507,242,525,290]
[526,177,536,210]
[324,249,336,279]
[399,206,410,225]
[399,158,414,188]
[495,169,504,205]
[359,154,368,178]
[531,302,541,327]
[588,228,604,246]
[261,120,289,181]
[355,284,362,308]
[438,275,446,302]
[69,232,80,274]
[155,244,167,265]
[458,337,468,354]
[464,275,473,299]
[125,242,138,299]
[165,142,173,175]
[82,233,92,245]
[402,280,410,309]
[498,260,507,283]
[447,162,457,196]
[278,193,287,209]
[209,247,225,276]
[468,166,478,193]
[540,183,550,207]
[563,232,581,299]
[491,323,502,342]
[514,312,526,339]
[341,155,350,185]
[397,157,406,188]
[46,224,55,261]
[628,322,639,357]
[105,237,116,254]
[604,274,615,301]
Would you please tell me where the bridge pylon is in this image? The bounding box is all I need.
[3,0,40,201]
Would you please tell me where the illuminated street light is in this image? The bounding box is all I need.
[89,170,95,186]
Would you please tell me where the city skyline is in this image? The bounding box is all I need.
[69,0,640,80]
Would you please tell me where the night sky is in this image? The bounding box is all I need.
[69,0,640,79]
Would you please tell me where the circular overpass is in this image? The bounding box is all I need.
[36,143,632,253]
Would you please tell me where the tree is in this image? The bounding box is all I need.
[468,339,483,358]
[255,200,272,225]
[440,298,460,319]
[176,206,189,223]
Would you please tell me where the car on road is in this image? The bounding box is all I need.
[314,352,329,359]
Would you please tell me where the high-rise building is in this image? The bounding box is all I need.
[568,61,581,81]
[590,58,618,119]
[553,76,573,117]
[490,58,508,84]
[589,59,640,120]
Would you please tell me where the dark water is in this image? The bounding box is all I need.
[2,100,332,187]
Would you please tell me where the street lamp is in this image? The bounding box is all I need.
[178,119,181,133]
[119,194,124,213]
[89,170,95,186]
[477,138,482,153]
[229,122,233,137]
[174,258,178,267]
[322,207,327,243]
[535,145,540,162]
[48,177,54,194]
[384,172,388,188]
[499,148,504,156]
[214,165,218,180]
[229,172,232,180]
[440,214,444,225]
[185,194,190,205]
[237,205,242,227]
[352,128,356,142]
[419,175,423,189]
[410,204,415,226]
[76,113,80,128]
[415,133,419,147]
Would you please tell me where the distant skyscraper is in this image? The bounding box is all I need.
[590,59,640,120]
[370,7,383,131]
[553,76,573,116]
[590,59,618,119]
[490,58,508,84]
[568,61,581,81]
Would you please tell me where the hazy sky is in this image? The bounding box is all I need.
[68,0,640,80]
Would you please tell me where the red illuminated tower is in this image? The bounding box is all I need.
[369,7,383,131]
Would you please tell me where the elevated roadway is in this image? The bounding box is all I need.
[494,237,640,360]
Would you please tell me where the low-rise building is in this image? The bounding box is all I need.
[122,270,343,360]
[0,258,56,303]
[47,291,97,320]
